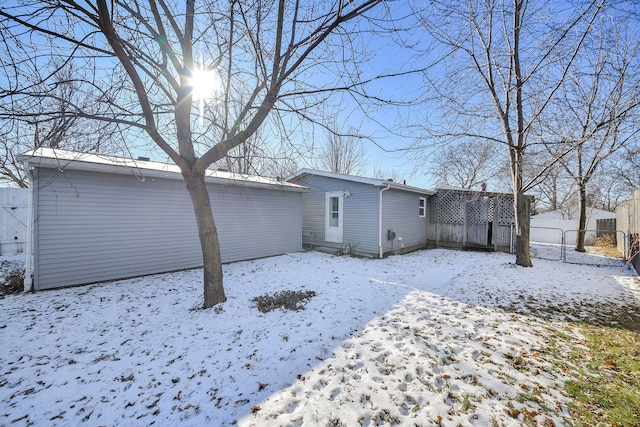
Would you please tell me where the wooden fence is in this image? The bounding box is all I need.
[1,187,28,256]
[427,189,531,253]
[616,188,640,272]
[596,218,617,237]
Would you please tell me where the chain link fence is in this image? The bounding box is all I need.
[530,227,564,261]
[562,229,627,267]
[530,226,628,266]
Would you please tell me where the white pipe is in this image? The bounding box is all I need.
[378,183,391,258]
[23,161,34,292]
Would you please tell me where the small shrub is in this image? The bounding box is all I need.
[251,289,317,313]
[595,234,616,247]
[1,268,25,297]
[589,234,622,258]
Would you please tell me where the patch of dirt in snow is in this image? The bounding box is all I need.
[251,289,317,313]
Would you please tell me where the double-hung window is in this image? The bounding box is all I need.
[419,197,426,217]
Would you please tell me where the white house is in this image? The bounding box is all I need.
[530,207,616,244]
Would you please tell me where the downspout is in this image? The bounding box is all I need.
[378,183,391,258]
[23,160,35,292]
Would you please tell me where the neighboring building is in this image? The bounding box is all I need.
[19,148,307,291]
[531,207,617,245]
[287,169,435,258]
[0,187,28,256]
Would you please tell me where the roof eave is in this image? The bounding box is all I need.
[380,182,435,195]
[20,149,308,193]
[434,187,534,200]
[288,168,434,194]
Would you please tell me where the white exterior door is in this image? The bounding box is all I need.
[325,191,343,243]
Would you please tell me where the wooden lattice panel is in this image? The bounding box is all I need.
[467,198,488,224]
[487,198,495,222]
[436,191,465,224]
[496,197,515,225]
[433,190,518,226]
[428,196,438,222]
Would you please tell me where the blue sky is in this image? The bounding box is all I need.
[0,1,468,190]
[127,1,436,187]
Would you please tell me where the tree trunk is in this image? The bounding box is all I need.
[514,188,533,267]
[510,145,533,267]
[575,182,587,252]
[183,169,226,308]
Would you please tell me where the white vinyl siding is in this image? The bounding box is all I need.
[32,167,302,290]
[381,189,429,254]
[297,175,379,256]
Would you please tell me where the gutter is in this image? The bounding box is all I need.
[378,183,391,258]
[23,161,34,292]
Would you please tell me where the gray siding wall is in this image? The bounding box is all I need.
[295,175,379,256]
[381,189,429,254]
[33,167,301,290]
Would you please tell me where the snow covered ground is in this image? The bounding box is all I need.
[1,248,638,426]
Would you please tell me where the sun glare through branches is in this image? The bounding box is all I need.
[189,67,222,124]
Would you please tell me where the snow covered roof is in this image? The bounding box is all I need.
[434,184,468,191]
[287,168,435,195]
[19,148,307,192]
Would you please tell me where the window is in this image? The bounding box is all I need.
[419,197,426,217]
[329,196,340,226]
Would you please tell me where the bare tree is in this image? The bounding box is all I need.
[539,12,640,250]
[608,146,640,198]
[0,56,123,187]
[429,139,506,190]
[527,162,575,212]
[317,124,366,175]
[371,162,403,183]
[413,0,606,266]
[0,121,30,188]
[220,132,264,175]
[1,0,391,308]
[216,131,300,179]
[588,158,637,211]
